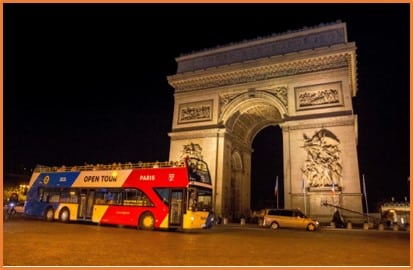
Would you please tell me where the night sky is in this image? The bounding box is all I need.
[4,3,410,211]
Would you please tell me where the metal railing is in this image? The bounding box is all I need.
[33,160,186,173]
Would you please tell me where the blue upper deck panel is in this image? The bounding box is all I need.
[33,172,81,188]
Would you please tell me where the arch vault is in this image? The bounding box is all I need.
[167,22,362,222]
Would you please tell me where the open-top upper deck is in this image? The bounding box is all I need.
[33,160,186,173]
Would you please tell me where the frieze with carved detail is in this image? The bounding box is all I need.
[178,100,213,124]
[169,54,350,93]
[295,81,343,111]
[266,86,288,107]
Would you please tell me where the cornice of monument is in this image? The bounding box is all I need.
[279,113,357,131]
[168,47,357,95]
[175,21,347,73]
[168,128,226,140]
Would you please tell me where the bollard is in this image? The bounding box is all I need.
[223,217,228,225]
[363,222,369,230]
[393,224,399,231]
[378,223,385,231]
[240,218,246,226]
[346,222,352,229]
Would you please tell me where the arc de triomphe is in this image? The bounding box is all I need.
[167,22,362,222]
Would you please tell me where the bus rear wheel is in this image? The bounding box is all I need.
[139,212,155,230]
[45,208,54,222]
[59,208,70,223]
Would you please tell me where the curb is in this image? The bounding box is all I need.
[215,223,410,233]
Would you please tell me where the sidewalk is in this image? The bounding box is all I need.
[215,221,410,233]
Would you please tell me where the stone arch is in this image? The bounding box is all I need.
[218,93,286,219]
[220,91,286,145]
[168,22,363,223]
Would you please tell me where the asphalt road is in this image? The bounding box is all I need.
[2,217,410,267]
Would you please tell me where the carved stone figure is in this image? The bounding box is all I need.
[301,129,342,188]
[181,143,203,160]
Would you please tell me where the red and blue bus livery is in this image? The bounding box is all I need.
[24,158,214,230]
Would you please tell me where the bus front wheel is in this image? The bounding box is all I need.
[139,212,155,230]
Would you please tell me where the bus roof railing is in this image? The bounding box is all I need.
[33,160,186,173]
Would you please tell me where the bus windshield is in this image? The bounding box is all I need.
[188,187,212,212]
[187,158,211,184]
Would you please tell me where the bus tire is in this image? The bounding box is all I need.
[45,207,54,222]
[59,208,70,223]
[139,212,155,230]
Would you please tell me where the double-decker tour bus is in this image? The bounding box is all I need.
[23,157,214,230]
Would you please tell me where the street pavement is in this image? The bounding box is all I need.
[3,217,410,266]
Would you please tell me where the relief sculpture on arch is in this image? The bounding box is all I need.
[301,128,342,192]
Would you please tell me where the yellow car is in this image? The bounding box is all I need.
[262,208,319,231]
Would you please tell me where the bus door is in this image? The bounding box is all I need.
[169,189,184,227]
[78,189,95,220]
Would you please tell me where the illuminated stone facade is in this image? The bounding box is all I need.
[167,22,362,222]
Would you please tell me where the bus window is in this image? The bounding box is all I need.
[60,189,78,203]
[105,191,121,205]
[95,191,105,204]
[170,190,183,225]
[95,189,122,205]
[37,188,44,201]
[40,189,49,203]
[154,188,170,205]
[123,188,154,207]
[40,189,60,203]
[187,158,212,184]
[188,189,197,210]
[188,188,212,211]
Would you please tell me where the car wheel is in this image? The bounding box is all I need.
[139,212,155,230]
[59,208,70,223]
[45,208,54,222]
[270,222,279,230]
[307,223,316,231]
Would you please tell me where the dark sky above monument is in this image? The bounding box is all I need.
[4,3,410,211]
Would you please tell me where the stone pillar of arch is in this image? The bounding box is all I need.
[167,22,363,223]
